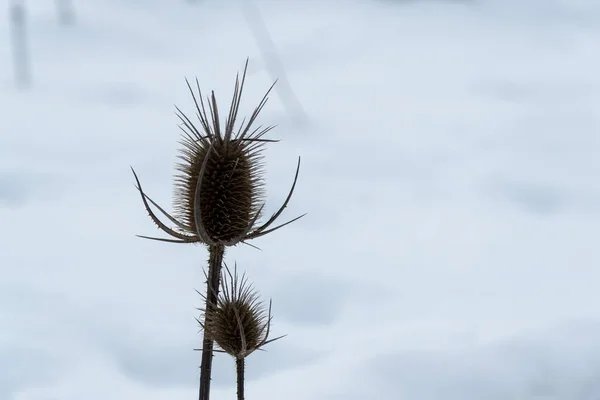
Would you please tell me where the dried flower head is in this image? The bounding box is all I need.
[131,59,304,247]
[198,264,283,359]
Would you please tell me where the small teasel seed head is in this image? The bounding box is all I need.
[199,263,283,359]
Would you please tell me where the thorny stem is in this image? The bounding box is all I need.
[236,357,245,400]
[199,244,225,400]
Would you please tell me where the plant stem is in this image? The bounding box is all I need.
[198,244,225,400]
[236,357,245,400]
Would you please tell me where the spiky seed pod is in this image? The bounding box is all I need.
[175,133,262,245]
[198,264,284,359]
[131,58,305,247]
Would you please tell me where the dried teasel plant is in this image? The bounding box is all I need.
[198,263,284,400]
[130,59,303,400]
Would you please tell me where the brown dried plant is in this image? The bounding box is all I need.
[130,59,303,400]
[198,263,283,400]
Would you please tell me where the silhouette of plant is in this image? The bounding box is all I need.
[131,59,303,400]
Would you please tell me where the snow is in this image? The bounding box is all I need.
[1,0,600,399]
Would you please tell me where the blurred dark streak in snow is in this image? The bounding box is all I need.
[9,0,32,89]
[55,0,76,26]
[241,1,309,128]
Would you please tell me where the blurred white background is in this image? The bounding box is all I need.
[1,0,600,399]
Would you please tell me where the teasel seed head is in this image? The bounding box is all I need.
[197,264,284,359]
[131,58,305,247]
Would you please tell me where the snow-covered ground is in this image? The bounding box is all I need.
[2,0,600,399]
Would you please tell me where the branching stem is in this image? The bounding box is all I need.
[199,244,225,400]
[236,357,245,400]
